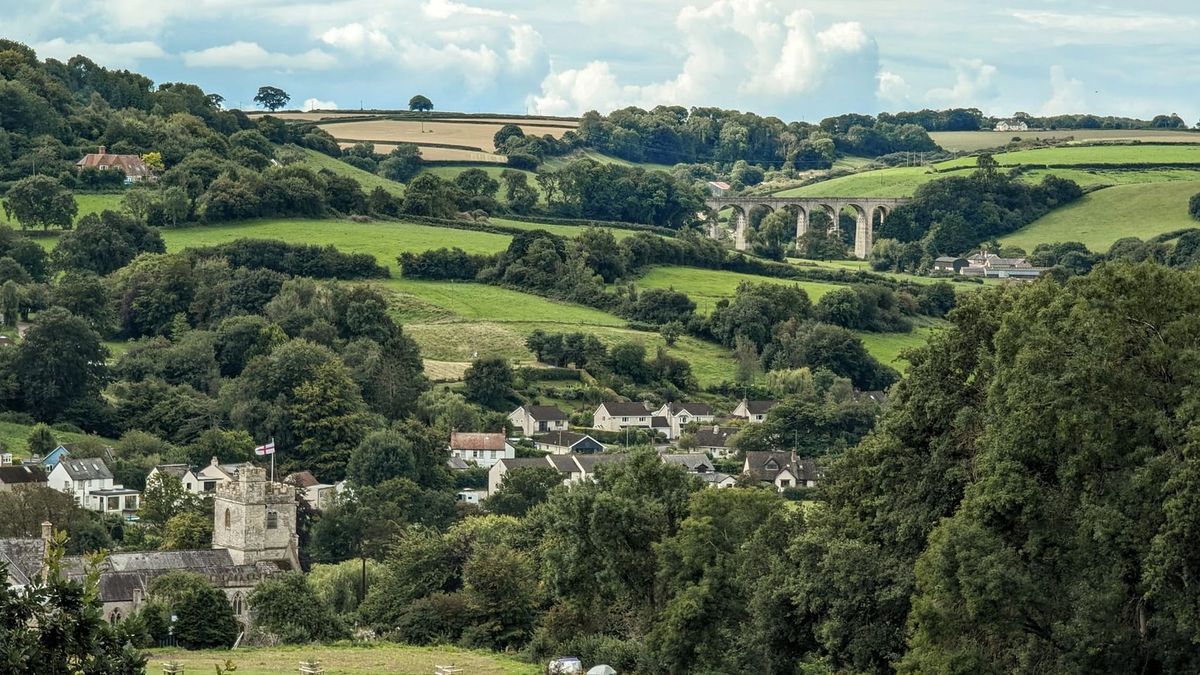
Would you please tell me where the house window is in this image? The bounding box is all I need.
[538,421,548,432]
[63,481,70,491]
[266,511,278,529]
[621,417,629,422]
[124,495,138,510]
[204,481,216,492]
[779,479,792,488]
[224,508,231,529]
[107,496,119,511]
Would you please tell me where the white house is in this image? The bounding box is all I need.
[660,453,736,488]
[49,457,139,514]
[743,451,826,491]
[653,402,715,439]
[732,400,777,424]
[192,457,257,493]
[283,471,337,511]
[147,463,200,493]
[449,432,515,468]
[592,402,653,432]
[487,453,625,494]
[994,119,1029,132]
[508,405,569,437]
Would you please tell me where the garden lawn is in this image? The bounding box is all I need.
[999,180,1200,252]
[148,644,540,675]
[635,266,844,313]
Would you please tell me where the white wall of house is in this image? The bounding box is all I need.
[593,406,652,432]
[452,443,515,469]
[508,408,569,436]
[48,464,113,508]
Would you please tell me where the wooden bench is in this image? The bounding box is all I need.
[161,663,184,675]
[299,660,325,675]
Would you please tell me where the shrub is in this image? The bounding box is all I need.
[392,592,471,645]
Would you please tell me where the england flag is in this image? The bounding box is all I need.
[254,441,276,456]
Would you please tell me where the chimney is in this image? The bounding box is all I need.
[41,520,52,543]
[98,145,106,155]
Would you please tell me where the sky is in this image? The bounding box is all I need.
[6,0,1198,124]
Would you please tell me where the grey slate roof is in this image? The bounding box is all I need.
[524,405,567,421]
[536,431,603,451]
[152,464,190,479]
[660,453,714,473]
[547,455,579,473]
[0,538,46,586]
[599,402,652,417]
[650,416,670,428]
[666,402,713,416]
[744,451,796,483]
[0,465,47,485]
[573,453,624,473]
[58,457,113,481]
[694,426,738,448]
[740,400,778,416]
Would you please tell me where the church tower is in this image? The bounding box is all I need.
[212,466,299,569]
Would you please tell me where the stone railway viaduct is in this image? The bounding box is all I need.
[703,196,912,258]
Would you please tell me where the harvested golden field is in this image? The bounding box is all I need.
[245,111,377,121]
[318,119,573,151]
[336,143,506,163]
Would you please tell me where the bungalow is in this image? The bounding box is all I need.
[284,471,337,510]
[508,405,569,436]
[660,453,736,488]
[0,465,47,491]
[487,453,625,494]
[449,432,515,468]
[592,402,653,432]
[49,457,139,514]
[653,402,715,439]
[75,146,154,182]
[535,430,605,455]
[732,400,777,424]
[692,425,739,458]
[743,451,826,491]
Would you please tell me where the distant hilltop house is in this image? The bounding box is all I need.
[994,119,1029,132]
[75,146,154,183]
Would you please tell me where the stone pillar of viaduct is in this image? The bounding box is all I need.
[703,196,911,259]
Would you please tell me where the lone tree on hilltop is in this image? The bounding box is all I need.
[254,86,290,112]
[408,94,433,112]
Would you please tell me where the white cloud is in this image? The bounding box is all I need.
[302,97,338,111]
[182,41,337,70]
[1040,65,1086,115]
[1011,10,1197,35]
[506,24,542,71]
[33,36,166,68]
[926,58,998,105]
[319,23,392,53]
[422,0,511,21]
[529,1,881,116]
[877,70,910,103]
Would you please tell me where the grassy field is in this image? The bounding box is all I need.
[999,180,1200,252]
[541,149,675,173]
[931,129,1200,152]
[74,192,126,222]
[0,421,116,460]
[150,643,539,675]
[775,166,939,198]
[635,266,844,312]
[298,149,406,196]
[937,143,1200,169]
[860,324,940,371]
[317,119,572,153]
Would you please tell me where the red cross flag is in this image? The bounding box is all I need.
[254,441,276,456]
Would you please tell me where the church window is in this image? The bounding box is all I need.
[232,592,243,615]
[266,510,278,529]
[224,508,231,529]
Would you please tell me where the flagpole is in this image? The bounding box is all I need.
[270,436,275,483]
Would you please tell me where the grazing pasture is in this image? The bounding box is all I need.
[150,644,540,675]
[999,180,1200,252]
[931,128,1200,152]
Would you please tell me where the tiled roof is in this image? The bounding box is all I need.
[450,432,507,451]
[667,402,713,416]
[744,451,796,482]
[152,464,190,479]
[573,453,624,473]
[536,431,601,450]
[284,471,321,488]
[660,453,713,472]
[75,151,152,177]
[650,416,670,428]
[694,426,738,448]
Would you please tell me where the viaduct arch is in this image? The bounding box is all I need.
[703,196,912,259]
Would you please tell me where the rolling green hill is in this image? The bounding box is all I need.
[296,148,406,196]
[930,129,1200,152]
[999,180,1200,252]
